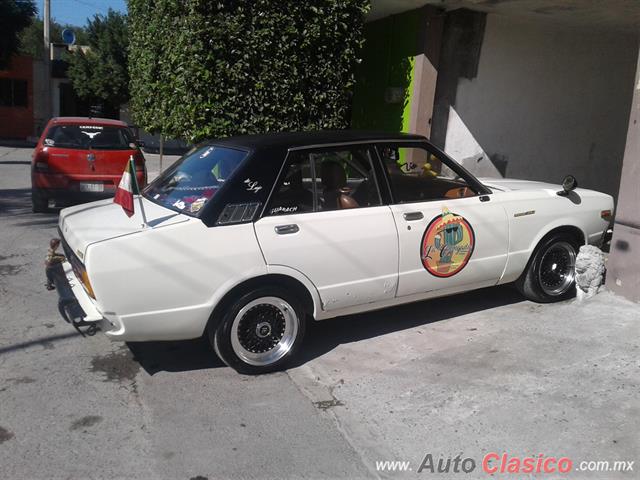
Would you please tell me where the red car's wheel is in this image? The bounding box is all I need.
[32,189,49,213]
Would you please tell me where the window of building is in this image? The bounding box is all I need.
[0,79,28,107]
[267,147,382,216]
[378,146,477,203]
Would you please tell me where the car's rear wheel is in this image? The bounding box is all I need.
[32,189,49,213]
[516,233,578,303]
[210,287,306,374]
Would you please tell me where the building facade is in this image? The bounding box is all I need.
[355,1,640,301]
[0,55,39,139]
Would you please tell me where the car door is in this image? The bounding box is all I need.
[254,145,399,312]
[377,143,509,298]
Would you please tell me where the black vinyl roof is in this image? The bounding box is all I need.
[205,130,427,151]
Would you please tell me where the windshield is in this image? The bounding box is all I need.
[144,145,248,215]
[44,124,134,150]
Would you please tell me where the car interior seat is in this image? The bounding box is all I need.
[320,161,359,210]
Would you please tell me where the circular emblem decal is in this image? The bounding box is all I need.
[420,207,475,277]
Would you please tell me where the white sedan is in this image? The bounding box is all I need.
[51,131,614,374]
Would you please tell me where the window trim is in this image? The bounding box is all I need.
[374,141,492,205]
[261,143,386,218]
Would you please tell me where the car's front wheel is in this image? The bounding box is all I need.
[516,233,578,303]
[210,287,306,374]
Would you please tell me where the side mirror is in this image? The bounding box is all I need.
[557,175,578,196]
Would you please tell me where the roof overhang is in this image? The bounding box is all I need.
[368,0,640,31]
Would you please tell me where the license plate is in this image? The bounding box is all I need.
[80,182,104,192]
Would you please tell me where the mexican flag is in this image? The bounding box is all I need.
[114,156,139,217]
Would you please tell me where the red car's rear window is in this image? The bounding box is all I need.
[44,124,134,150]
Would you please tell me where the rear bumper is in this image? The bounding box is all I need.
[38,188,115,203]
[49,261,111,335]
[49,261,208,342]
[32,171,146,201]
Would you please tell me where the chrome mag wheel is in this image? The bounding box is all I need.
[230,296,299,367]
[537,241,576,296]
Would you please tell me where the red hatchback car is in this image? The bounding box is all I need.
[31,117,147,212]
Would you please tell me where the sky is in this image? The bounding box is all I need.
[37,0,127,27]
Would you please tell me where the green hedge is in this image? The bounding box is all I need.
[128,0,370,142]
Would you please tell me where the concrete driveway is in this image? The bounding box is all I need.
[0,145,638,479]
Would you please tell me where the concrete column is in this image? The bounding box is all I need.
[607,46,640,302]
[407,7,443,139]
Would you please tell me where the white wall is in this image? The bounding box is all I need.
[444,14,638,198]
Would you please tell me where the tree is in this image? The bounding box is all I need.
[65,9,128,116]
[19,18,88,59]
[128,0,370,142]
[0,0,36,69]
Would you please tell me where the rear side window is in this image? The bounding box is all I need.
[267,146,382,216]
[44,125,134,150]
[144,145,248,216]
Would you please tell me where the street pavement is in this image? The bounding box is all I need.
[0,145,638,479]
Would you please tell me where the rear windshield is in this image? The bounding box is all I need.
[44,124,134,150]
[144,145,249,216]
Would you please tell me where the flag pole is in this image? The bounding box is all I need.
[131,155,148,228]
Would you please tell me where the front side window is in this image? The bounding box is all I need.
[44,124,134,150]
[379,146,477,203]
[267,147,381,216]
[144,145,248,215]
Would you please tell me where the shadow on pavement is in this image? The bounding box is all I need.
[127,336,225,375]
[0,188,34,216]
[290,285,524,369]
[127,285,524,375]
[0,332,81,355]
[0,187,95,219]
[12,217,60,227]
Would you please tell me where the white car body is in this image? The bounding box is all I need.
[54,132,613,345]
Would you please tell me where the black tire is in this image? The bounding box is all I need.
[209,286,307,374]
[32,189,49,213]
[515,233,579,303]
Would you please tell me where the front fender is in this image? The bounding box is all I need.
[498,190,610,283]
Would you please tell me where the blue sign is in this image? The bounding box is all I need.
[62,29,76,46]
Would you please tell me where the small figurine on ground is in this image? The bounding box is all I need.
[45,238,66,291]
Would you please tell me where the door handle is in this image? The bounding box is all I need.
[403,211,424,221]
[275,224,299,235]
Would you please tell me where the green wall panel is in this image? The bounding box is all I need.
[351,8,422,133]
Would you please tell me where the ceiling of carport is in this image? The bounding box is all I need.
[368,0,640,31]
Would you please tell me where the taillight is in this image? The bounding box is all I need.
[80,270,96,299]
[34,150,49,172]
[134,153,146,185]
[133,152,145,170]
[601,210,613,221]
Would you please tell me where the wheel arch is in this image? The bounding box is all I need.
[205,273,317,334]
[519,224,585,280]
[537,225,586,248]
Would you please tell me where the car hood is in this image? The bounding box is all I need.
[478,178,561,192]
[58,196,190,261]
